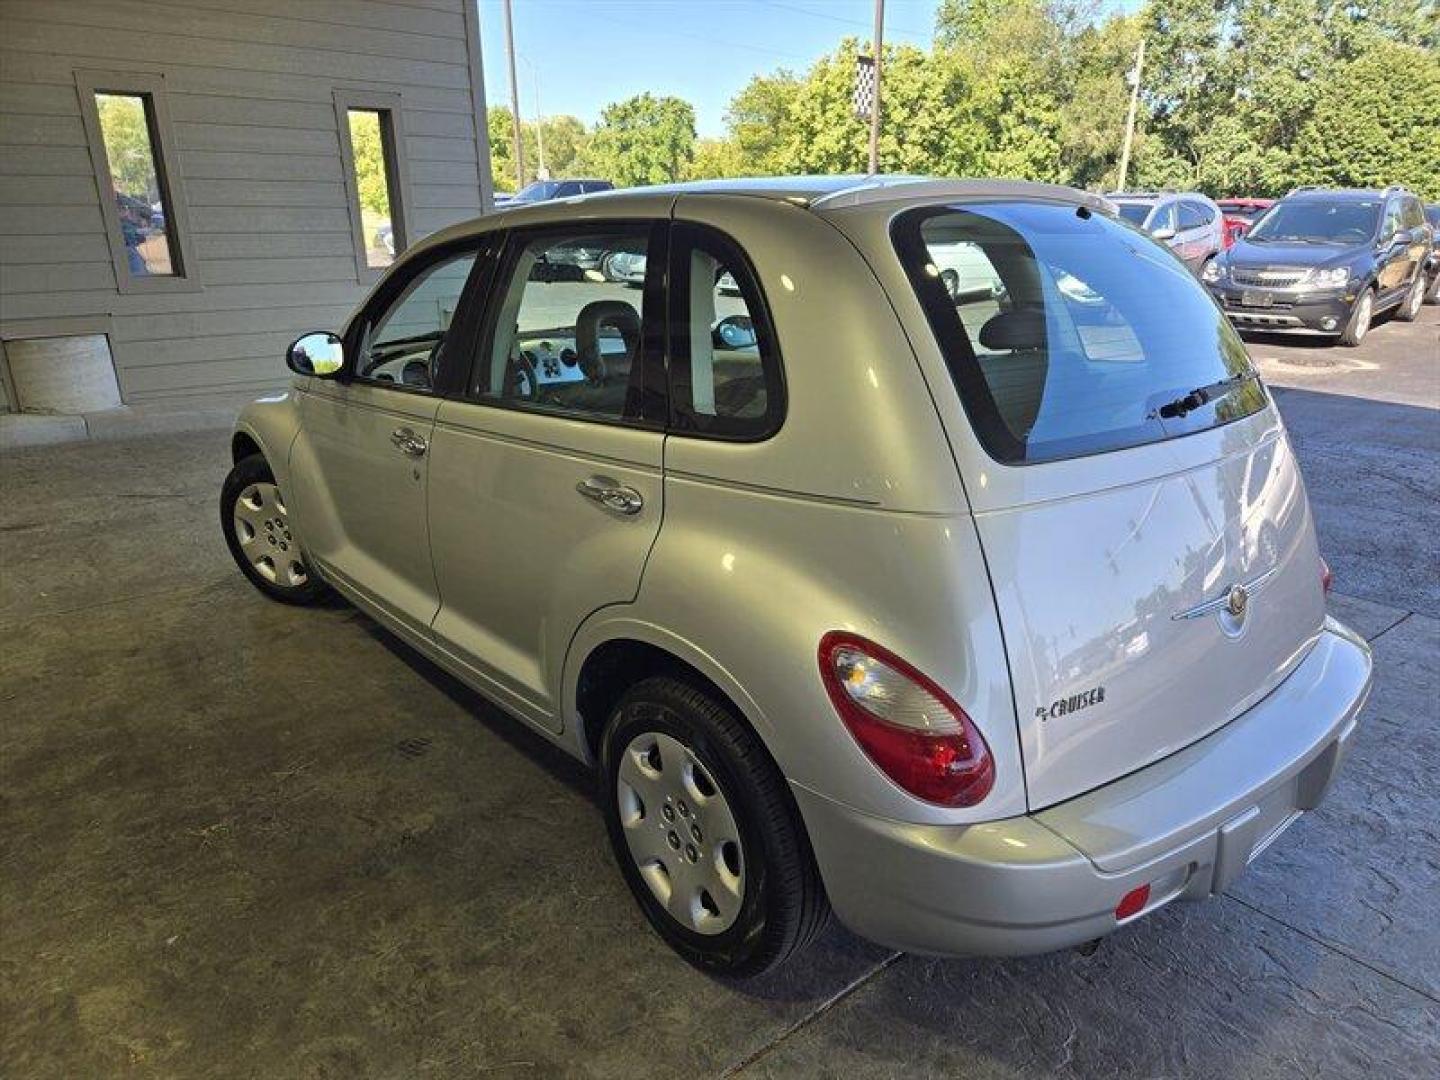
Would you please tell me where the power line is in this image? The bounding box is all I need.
[758,0,930,41]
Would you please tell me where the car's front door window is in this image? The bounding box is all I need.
[473,227,658,422]
[355,247,480,392]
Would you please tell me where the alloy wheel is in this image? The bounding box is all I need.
[231,482,308,588]
[1353,292,1372,342]
[615,730,745,935]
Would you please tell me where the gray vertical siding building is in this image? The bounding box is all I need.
[0,0,492,429]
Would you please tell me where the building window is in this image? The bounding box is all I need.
[76,71,198,294]
[335,91,411,282]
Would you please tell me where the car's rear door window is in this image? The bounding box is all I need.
[894,202,1265,464]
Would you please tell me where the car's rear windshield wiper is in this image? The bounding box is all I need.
[1152,371,1258,420]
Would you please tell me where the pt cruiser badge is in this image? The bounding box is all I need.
[1037,686,1106,722]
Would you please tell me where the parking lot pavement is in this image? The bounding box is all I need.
[1,307,1436,1078]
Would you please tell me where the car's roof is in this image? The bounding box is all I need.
[1109,191,1215,204]
[415,175,1116,253]
[1286,188,1390,202]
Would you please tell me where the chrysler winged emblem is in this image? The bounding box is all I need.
[1173,567,1277,621]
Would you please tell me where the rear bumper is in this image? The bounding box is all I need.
[1208,284,1354,333]
[794,617,1373,957]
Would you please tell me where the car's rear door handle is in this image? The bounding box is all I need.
[576,475,643,515]
[390,427,427,456]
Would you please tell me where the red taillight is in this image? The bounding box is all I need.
[1320,556,1333,594]
[818,632,995,807]
[1115,883,1150,921]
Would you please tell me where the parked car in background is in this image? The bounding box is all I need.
[494,178,615,208]
[1203,186,1431,345]
[928,239,1006,302]
[1425,203,1440,303]
[223,176,1371,976]
[1217,197,1274,248]
[1109,191,1225,271]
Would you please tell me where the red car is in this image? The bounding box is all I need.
[1218,198,1274,248]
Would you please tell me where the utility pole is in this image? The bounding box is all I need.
[868,0,884,174]
[502,0,525,188]
[1117,36,1145,192]
[519,53,546,179]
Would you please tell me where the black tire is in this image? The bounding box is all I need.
[1425,269,1439,305]
[220,453,330,605]
[599,675,830,976]
[1396,271,1425,322]
[1338,287,1374,347]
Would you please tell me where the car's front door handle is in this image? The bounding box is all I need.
[576,475,643,515]
[390,427,427,456]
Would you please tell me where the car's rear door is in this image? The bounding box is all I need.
[289,239,489,636]
[425,216,669,730]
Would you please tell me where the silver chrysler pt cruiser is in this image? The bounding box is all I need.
[223,177,1373,975]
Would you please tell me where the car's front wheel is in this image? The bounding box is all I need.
[1338,288,1373,347]
[1396,271,1425,322]
[221,453,329,604]
[599,675,829,976]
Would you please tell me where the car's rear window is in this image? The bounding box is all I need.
[894,202,1265,464]
[1115,202,1151,226]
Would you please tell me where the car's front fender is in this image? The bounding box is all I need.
[232,386,303,494]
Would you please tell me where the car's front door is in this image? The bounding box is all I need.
[1375,198,1410,299]
[425,219,668,731]
[290,241,488,636]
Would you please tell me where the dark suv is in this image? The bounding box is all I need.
[1203,187,1432,346]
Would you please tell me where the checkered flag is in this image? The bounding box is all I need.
[853,54,876,121]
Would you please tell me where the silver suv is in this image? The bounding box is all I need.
[1110,191,1225,272]
[224,177,1372,975]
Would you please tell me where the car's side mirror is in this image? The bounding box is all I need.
[1384,230,1409,248]
[286,331,344,378]
[1150,226,1176,241]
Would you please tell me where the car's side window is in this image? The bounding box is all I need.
[353,246,481,392]
[1381,200,1404,240]
[1150,203,1177,233]
[471,226,659,422]
[668,223,784,440]
[1401,197,1425,231]
[1178,202,1205,230]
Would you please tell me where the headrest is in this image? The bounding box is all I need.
[576,299,640,361]
[978,306,1047,352]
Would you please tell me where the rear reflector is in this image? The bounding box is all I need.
[1115,884,1151,921]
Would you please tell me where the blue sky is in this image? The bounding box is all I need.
[476,0,948,139]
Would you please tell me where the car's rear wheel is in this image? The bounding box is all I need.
[1396,272,1425,322]
[1338,288,1373,347]
[599,675,829,976]
[221,454,329,604]
[1425,269,1440,305]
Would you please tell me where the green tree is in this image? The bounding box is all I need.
[686,137,749,180]
[581,93,697,186]
[725,71,803,175]
[488,108,593,191]
[1298,40,1440,199]
[347,110,391,216]
[95,94,157,198]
